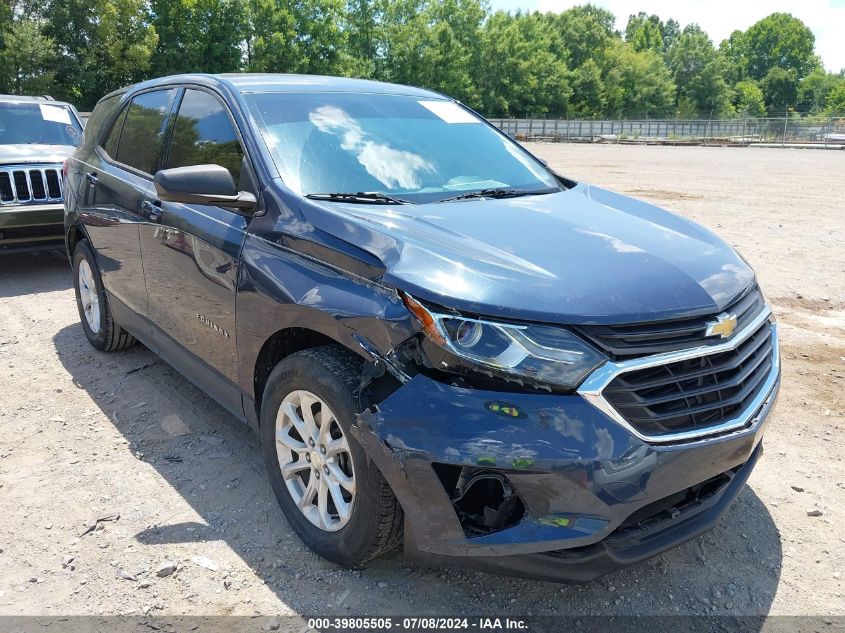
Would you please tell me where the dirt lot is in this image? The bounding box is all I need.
[0,145,843,620]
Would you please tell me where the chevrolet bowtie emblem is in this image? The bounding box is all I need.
[705,312,738,338]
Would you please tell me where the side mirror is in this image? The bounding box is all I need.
[154,164,257,211]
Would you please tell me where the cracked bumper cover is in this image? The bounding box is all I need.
[352,368,779,582]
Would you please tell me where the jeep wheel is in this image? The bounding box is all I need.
[260,346,403,565]
[72,240,136,352]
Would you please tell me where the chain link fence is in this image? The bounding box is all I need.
[489,116,845,148]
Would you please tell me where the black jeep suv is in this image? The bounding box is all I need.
[64,74,780,582]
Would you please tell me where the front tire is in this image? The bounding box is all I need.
[72,240,136,352]
[260,346,403,566]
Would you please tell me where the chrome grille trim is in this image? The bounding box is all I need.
[0,164,64,205]
[573,285,765,359]
[577,306,778,444]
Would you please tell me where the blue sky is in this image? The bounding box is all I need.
[488,0,845,72]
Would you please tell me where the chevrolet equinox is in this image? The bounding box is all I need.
[64,74,780,582]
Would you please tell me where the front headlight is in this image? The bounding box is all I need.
[401,293,607,390]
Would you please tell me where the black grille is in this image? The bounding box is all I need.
[575,286,764,359]
[0,173,13,201]
[45,169,62,198]
[603,321,774,438]
[13,171,30,200]
[29,170,46,199]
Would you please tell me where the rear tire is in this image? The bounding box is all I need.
[72,240,136,352]
[260,345,403,566]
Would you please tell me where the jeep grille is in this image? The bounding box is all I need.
[0,165,63,205]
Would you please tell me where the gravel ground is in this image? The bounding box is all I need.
[0,144,842,619]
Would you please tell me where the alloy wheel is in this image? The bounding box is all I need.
[78,259,101,334]
[275,390,356,531]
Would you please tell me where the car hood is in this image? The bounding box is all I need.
[300,183,756,325]
[0,144,75,165]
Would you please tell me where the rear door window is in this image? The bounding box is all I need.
[165,89,244,187]
[101,105,127,158]
[114,89,177,175]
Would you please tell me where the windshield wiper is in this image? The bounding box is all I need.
[306,191,412,205]
[439,187,554,203]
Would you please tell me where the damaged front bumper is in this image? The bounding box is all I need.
[352,369,779,582]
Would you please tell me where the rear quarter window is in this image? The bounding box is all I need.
[82,95,121,147]
[102,106,127,158]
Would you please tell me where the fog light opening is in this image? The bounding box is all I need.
[434,465,525,537]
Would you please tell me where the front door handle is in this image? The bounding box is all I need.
[141,200,162,222]
[85,172,98,186]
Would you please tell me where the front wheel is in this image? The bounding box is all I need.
[260,346,403,565]
[72,240,136,352]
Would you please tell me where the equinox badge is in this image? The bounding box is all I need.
[197,313,230,339]
[705,312,738,338]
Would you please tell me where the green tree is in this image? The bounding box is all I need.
[719,29,748,85]
[0,19,56,95]
[624,12,662,53]
[8,0,836,119]
[570,58,605,117]
[44,0,157,109]
[95,0,159,92]
[344,0,382,77]
[733,80,766,117]
[150,0,246,75]
[660,18,680,52]
[554,4,615,69]
[246,0,348,76]
[376,0,486,108]
[760,66,798,113]
[604,41,675,117]
[743,13,817,80]
[625,12,680,54]
[244,0,299,72]
[667,27,731,116]
[478,11,570,117]
[797,69,843,114]
[43,0,97,103]
[823,82,845,116]
[0,2,11,54]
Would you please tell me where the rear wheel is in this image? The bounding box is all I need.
[72,240,136,352]
[260,346,403,565]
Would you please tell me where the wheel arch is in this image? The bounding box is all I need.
[251,325,362,425]
[65,220,91,261]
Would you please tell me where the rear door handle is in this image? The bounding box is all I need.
[85,172,98,186]
[141,200,162,222]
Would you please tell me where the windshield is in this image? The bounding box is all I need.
[0,102,82,146]
[245,92,559,203]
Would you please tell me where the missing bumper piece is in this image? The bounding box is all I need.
[434,464,526,537]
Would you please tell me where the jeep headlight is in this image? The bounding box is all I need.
[402,293,606,390]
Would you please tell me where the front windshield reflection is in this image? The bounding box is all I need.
[246,92,559,204]
[308,105,434,190]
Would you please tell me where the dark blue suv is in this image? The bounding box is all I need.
[64,74,780,582]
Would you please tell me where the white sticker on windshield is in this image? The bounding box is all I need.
[40,104,72,125]
[418,100,479,124]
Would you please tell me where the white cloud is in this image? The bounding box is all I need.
[533,0,845,72]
